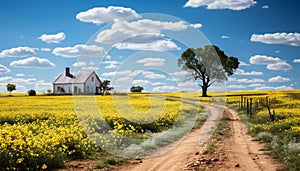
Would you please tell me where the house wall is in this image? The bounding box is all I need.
[85,72,101,94]
[53,83,84,94]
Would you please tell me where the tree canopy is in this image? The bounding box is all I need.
[100,80,114,95]
[6,83,16,95]
[178,45,239,97]
[130,86,144,93]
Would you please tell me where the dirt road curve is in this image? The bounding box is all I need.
[115,100,283,171]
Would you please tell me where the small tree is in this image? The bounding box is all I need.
[47,89,52,94]
[28,89,36,96]
[100,80,114,96]
[130,86,144,92]
[7,84,16,95]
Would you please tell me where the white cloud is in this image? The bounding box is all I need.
[132,79,152,85]
[268,76,290,83]
[82,66,98,71]
[184,0,257,10]
[248,84,265,87]
[153,86,179,92]
[95,19,193,51]
[0,64,10,74]
[255,85,293,90]
[262,5,269,9]
[152,82,166,86]
[249,55,292,71]
[0,46,36,57]
[249,55,281,64]
[34,82,52,92]
[266,62,292,71]
[102,61,119,69]
[293,59,300,63]
[227,84,246,89]
[38,32,66,44]
[16,73,25,77]
[10,57,56,68]
[53,44,106,58]
[76,6,141,24]
[228,77,264,83]
[239,61,250,66]
[0,76,36,84]
[221,35,230,39]
[190,23,202,28]
[171,70,191,77]
[136,58,165,67]
[113,39,180,51]
[235,69,263,76]
[72,61,87,67]
[39,48,52,52]
[142,71,166,79]
[251,33,300,46]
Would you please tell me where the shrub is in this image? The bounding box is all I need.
[28,89,36,96]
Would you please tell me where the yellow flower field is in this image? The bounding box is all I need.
[0,93,201,170]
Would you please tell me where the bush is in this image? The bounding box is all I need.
[28,89,36,96]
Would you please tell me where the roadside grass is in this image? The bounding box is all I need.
[226,90,300,171]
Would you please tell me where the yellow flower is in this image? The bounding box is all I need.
[41,164,47,170]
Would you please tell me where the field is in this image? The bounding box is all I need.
[0,93,203,170]
[1,90,299,170]
[226,90,300,170]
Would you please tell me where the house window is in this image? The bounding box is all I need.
[87,86,89,92]
[92,77,94,82]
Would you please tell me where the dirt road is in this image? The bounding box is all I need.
[115,100,283,171]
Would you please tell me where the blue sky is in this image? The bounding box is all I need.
[0,0,299,93]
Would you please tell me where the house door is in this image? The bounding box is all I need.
[74,86,78,94]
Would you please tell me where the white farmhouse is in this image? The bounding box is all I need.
[53,67,101,94]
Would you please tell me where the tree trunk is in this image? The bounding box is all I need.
[201,85,208,97]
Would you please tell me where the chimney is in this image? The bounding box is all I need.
[65,67,70,76]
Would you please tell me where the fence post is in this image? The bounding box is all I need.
[244,97,247,111]
[246,98,249,115]
[250,98,253,118]
[241,96,243,110]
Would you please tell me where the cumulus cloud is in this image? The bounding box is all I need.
[0,76,36,84]
[136,58,165,67]
[293,59,300,63]
[190,23,202,28]
[76,6,141,24]
[266,62,292,71]
[153,86,179,92]
[10,57,56,68]
[227,84,246,89]
[248,84,265,87]
[255,85,293,90]
[228,77,264,83]
[239,61,250,66]
[38,32,66,44]
[142,71,166,79]
[16,73,25,77]
[72,61,87,67]
[235,69,263,76]
[268,76,290,83]
[0,46,36,57]
[0,64,10,74]
[184,0,257,10]
[132,79,152,85]
[53,44,106,58]
[95,19,196,51]
[221,35,230,39]
[250,32,300,46]
[34,82,52,92]
[103,61,120,69]
[249,55,292,71]
[262,5,269,9]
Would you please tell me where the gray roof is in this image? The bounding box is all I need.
[53,71,94,84]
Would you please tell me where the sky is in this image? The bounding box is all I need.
[0,0,299,93]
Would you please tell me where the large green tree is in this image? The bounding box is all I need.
[130,86,144,92]
[6,83,16,95]
[178,45,239,97]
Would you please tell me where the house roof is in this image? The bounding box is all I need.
[53,71,99,84]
